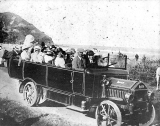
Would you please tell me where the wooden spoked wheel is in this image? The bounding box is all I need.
[23,82,38,106]
[140,104,155,126]
[96,100,122,126]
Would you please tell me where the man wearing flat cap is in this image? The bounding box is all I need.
[85,50,97,68]
[72,48,86,70]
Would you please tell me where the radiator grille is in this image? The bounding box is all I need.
[106,88,125,99]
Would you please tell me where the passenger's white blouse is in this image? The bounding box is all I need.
[21,50,30,61]
[55,57,65,68]
[30,52,44,63]
[44,55,53,63]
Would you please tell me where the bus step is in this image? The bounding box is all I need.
[67,105,89,113]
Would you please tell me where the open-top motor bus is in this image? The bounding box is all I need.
[8,53,155,126]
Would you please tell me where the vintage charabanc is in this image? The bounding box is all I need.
[8,53,155,126]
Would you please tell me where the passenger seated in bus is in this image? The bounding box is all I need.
[18,35,37,66]
[55,47,66,56]
[41,41,47,52]
[55,50,65,68]
[20,34,37,60]
[65,48,76,68]
[49,45,57,52]
[72,48,86,70]
[93,54,101,67]
[97,54,108,67]
[44,47,56,65]
[20,44,31,61]
[30,45,44,63]
[85,50,97,68]
[97,54,115,67]
[11,45,22,58]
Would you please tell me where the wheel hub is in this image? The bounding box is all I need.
[96,100,122,126]
[23,82,38,106]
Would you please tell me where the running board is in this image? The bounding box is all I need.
[67,105,89,113]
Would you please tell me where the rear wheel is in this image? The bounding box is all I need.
[95,100,122,126]
[23,82,38,106]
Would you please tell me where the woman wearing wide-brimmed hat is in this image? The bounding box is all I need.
[55,50,65,68]
[30,45,44,63]
[22,34,37,54]
[20,44,31,61]
[43,47,56,64]
[23,34,35,47]
[18,35,36,65]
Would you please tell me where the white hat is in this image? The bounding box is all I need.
[23,34,35,45]
[22,44,30,50]
[102,53,108,58]
[34,45,41,50]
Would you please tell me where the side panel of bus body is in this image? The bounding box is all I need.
[8,58,97,107]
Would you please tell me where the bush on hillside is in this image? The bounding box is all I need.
[129,57,160,85]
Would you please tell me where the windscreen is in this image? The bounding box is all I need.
[94,53,127,69]
[108,53,127,69]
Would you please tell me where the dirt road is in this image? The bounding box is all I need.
[0,66,97,126]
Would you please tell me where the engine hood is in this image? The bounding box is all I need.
[109,78,147,90]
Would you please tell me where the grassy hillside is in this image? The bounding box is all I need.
[0,12,53,45]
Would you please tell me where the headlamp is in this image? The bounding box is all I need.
[147,91,155,101]
[125,92,134,103]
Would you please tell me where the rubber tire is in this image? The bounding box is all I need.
[23,82,38,107]
[95,100,122,126]
[140,105,156,126]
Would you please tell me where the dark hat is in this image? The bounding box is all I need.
[88,50,94,56]
[44,47,54,55]
[50,45,56,49]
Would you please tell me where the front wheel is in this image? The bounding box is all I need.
[23,82,38,106]
[95,100,122,126]
[140,104,156,126]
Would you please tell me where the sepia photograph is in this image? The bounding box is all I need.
[0,0,160,125]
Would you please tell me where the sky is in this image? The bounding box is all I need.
[0,0,160,50]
